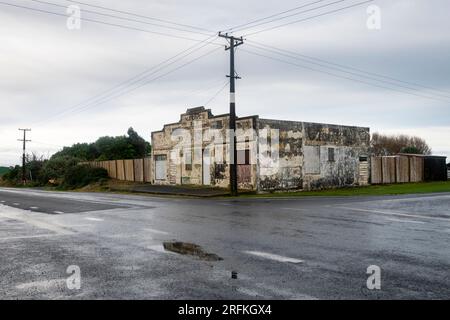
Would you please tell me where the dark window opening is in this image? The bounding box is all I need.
[185,151,192,171]
[155,155,167,161]
[237,149,250,165]
[211,120,223,129]
[328,148,335,162]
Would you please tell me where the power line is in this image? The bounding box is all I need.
[64,46,222,118]
[62,0,214,33]
[187,78,230,97]
[49,44,220,121]
[240,48,450,103]
[231,0,347,33]
[244,0,374,36]
[246,42,450,101]
[49,47,222,120]
[204,80,229,106]
[224,0,328,32]
[0,1,212,43]
[247,40,450,98]
[28,0,214,37]
[32,35,219,126]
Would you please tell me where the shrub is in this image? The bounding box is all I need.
[39,156,82,185]
[400,146,422,155]
[2,166,21,183]
[62,165,109,189]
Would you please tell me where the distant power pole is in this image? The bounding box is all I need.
[218,32,244,197]
[18,128,31,184]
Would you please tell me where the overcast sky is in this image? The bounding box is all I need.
[1,0,449,166]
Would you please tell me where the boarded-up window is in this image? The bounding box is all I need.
[328,148,335,162]
[304,146,320,174]
[184,151,192,171]
[155,155,167,180]
[237,149,250,165]
[211,120,223,129]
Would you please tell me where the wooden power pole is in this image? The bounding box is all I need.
[18,128,31,184]
[218,32,244,196]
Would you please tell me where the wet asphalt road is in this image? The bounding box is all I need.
[0,187,449,300]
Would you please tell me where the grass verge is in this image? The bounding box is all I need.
[239,181,450,198]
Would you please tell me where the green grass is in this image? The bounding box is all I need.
[0,167,10,177]
[240,181,450,198]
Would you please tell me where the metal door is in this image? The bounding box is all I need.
[155,155,167,180]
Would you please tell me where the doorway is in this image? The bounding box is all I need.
[203,149,211,185]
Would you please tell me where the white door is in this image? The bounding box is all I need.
[203,149,211,185]
[155,155,167,180]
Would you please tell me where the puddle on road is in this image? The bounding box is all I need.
[163,241,223,261]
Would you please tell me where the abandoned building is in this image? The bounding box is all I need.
[151,107,371,191]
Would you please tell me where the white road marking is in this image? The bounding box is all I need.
[244,251,303,264]
[144,228,169,235]
[0,200,5,203]
[281,207,308,211]
[385,218,425,224]
[84,217,103,222]
[13,203,20,206]
[53,211,65,214]
[339,206,450,222]
[30,207,39,210]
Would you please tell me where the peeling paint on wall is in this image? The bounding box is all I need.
[151,108,370,192]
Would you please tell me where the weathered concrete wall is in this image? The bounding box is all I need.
[302,122,370,190]
[151,107,258,190]
[257,119,303,191]
[152,108,370,192]
[257,120,370,191]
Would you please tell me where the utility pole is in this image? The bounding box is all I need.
[218,32,244,196]
[18,128,31,185]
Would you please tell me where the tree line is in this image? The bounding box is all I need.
[0,130,438,189]
[1,127,150,189]
[370,132,432,156]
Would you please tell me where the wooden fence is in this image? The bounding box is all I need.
[84,158,152,183]
[371,155,424,184]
